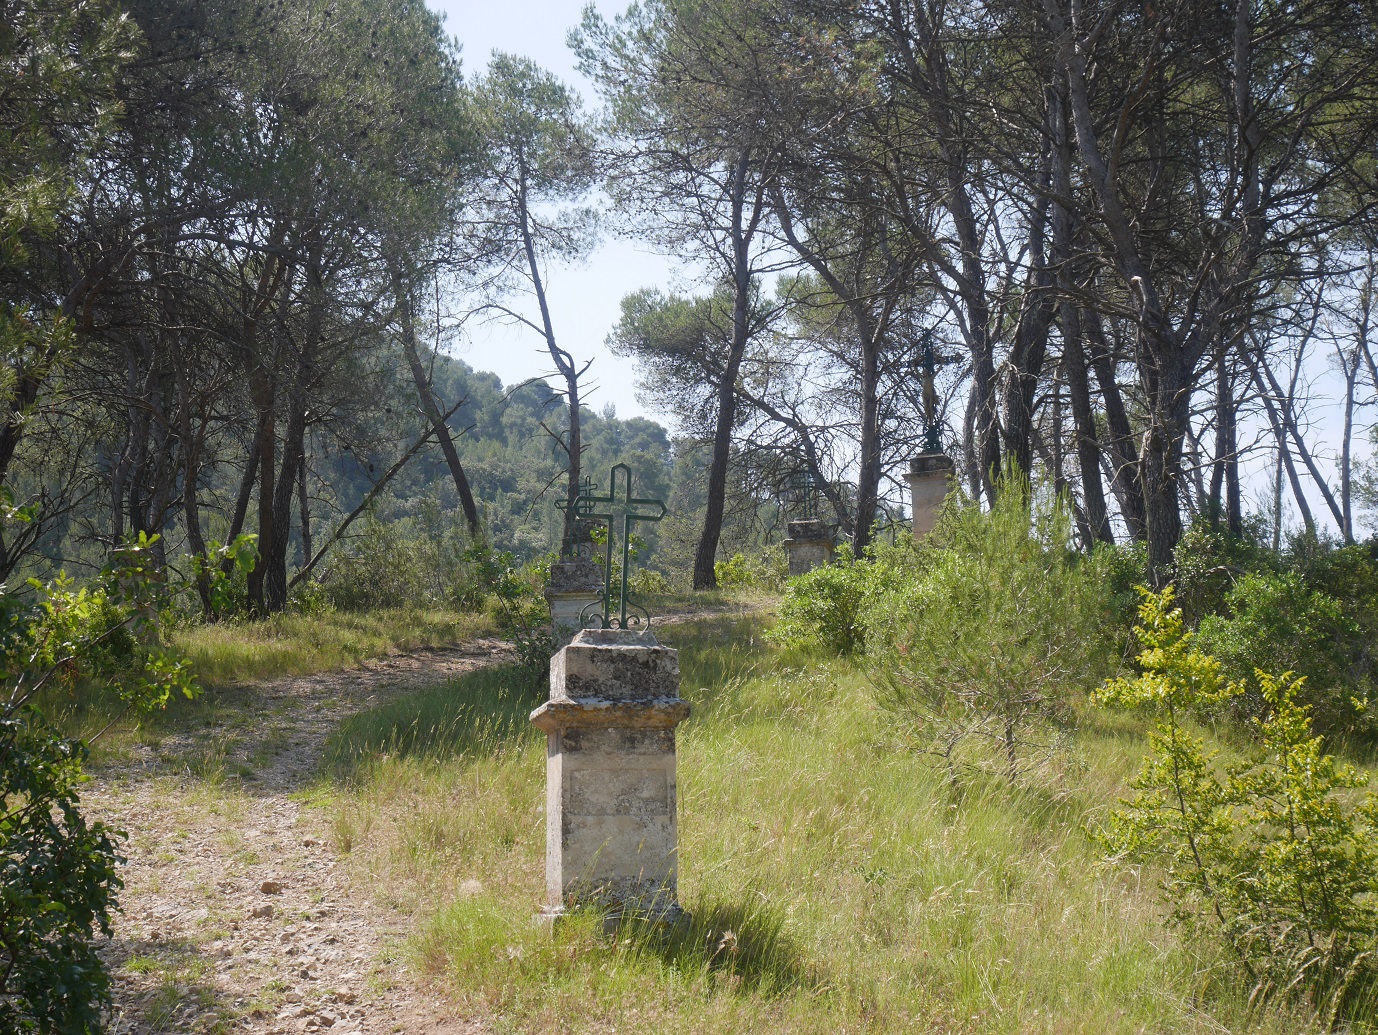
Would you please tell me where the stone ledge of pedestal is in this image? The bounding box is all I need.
[550,629,680,702]
[529,697,690,733]
[908,451,956,477]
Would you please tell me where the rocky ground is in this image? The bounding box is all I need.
[88,641,513,1035]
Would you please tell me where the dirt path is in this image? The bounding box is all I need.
[87,608,760,1034]
[89,639,514,1035]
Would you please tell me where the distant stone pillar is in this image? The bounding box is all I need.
[783,518,834,576]
[530,628,689,923]
[907,453,955,540]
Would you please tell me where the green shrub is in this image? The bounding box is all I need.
[1197,571,1372,737]
[483,553,553,683]
[714,552,757,589]
[1097,588,1378,1024]
[1170,520,1276,625]
[317,503,497,614]
[712,548,787,592]
[865,481,1120,782]
[767,545,869,656]
[1,534,197,1032]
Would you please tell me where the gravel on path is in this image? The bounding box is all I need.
[89,639,512,1035]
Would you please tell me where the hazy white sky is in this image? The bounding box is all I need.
[427,0,681,424]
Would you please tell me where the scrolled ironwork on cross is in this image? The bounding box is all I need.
[563,463,666,630]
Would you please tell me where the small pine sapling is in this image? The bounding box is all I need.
[1097,587,1378,1023]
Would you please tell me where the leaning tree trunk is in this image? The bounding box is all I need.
[394,269,482,539]
[693,153,756,591]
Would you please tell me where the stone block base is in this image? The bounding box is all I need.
[531,629,689,917]
[907,453,956,539]
[783,518,834,576]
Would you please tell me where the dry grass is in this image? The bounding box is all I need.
[315,616,1333,1035]
[174,607,497,686]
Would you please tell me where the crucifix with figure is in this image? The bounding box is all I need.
[573,463,666,630]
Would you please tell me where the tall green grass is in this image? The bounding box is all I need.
[175,607,497,685]
[318,615,1326,1034]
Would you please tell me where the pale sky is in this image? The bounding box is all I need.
[428,0,681,424]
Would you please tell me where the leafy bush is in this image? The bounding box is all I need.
[318,507,496,613]
[484,552,553,683]
[1098,588,1378,1024]
[865,483,1121,782]
[767,545,870,656]
[714,553,757,589]
[1170,520,1276,625]
[1197,572,1373,737]
[1,535,197,1032]
[713,548,787,592]
[628,567,671,595]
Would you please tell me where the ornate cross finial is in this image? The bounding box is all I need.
[574,463,666,630]
[912,330,961,453]
[784,469,820,520]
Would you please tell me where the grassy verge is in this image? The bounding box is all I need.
[174,607,498,686]
[315,615,1331,1034]
[638,587,778,615]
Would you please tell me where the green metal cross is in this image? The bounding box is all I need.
[913,330,961,454]
[576,463,666,629]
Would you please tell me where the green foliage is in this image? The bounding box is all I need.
[485,552,554,684]
[711,549,785,592]
[0,708,121,1035]
[318,509,495,614]
[0,535,197,1032]
[714,552,756,589]
[1197,572,1372,737]
[1170,521,1277,626]
[767,545,869,656]
[187,534,259,619]
[866,485,1119,781]
[1098,588,1378,1023]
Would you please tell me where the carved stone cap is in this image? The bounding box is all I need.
[785,518,831,543]
[547,628,680,704]
[547,558,602,594]
[909,452,956,476]
[570,628,659,647]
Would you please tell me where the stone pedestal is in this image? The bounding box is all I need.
[530,629,689,922]
[783,518,834,576]
[545,536,602,651]
[907,453,955,540]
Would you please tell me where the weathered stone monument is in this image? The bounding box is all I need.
[546,517,601,650]
[908,331,958,540]
[781,470,833,575]
[533,464,686,923]
[783,518,834,576]
[531,628,688,921]
[907,452,955,539]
